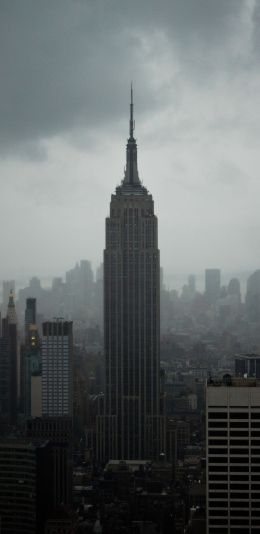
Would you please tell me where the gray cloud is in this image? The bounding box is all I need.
[0,0,251,155]
[0,0,259,282]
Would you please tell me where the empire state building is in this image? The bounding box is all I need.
[97,89,165,461]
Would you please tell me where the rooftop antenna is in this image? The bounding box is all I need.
[129,83,134,138]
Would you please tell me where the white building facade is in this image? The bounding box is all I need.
[42,320,73,417]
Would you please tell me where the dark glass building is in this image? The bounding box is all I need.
[0,292,17,427]
[97,89,165,461]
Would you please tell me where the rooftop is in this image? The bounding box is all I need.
[207,375,260,388]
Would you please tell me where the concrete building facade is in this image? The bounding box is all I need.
[206,376,260,534]
[42,320,73,417]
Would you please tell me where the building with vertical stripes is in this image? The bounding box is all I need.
[42,320,73,417]
[97,89,165,461]
[206,376,260,534]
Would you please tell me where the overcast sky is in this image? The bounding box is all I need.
[0,0,259,284]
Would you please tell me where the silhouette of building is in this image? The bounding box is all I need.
[246,269,260,322]
[42,320,73,417]
[25,297,36,340]
[205,269,221,305]
[26,417,73,509]
[206,375,260,534]
[2,280,15,313]
[0,291,17,427]
[20,298,41,417]
[235,353,260,379]
[0,438,53,534]
[97,89,165,461]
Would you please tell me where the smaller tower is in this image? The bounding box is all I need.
[6,290,17,324]
[0,291,18,425]
[41,320,73,417]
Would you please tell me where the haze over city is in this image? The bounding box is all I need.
[1,0,259,281]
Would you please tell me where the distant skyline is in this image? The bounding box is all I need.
[0,267,252,300]
[1,1,260,279]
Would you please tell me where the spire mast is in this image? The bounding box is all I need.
[129,83,134,139]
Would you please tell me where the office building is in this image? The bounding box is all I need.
[206,375,260,534]
[26,417,73,508]
[42,320,73,417]
[0,292,17,426]
[0,438,53,534]
[25,297,36,340]
[20,299,41,417]
[205,269,221,305]
[97,89,165,461]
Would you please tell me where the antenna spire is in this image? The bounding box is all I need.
[130,83,134,138]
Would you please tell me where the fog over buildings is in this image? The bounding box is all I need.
[1,0,260,281]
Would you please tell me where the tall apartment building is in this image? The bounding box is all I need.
[42,320,73,417]
[97,89,165,461]
[206,375,260,534]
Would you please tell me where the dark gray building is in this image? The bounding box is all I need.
[0,438,53,534]
[0,292,17,427]
[97,89,165,461]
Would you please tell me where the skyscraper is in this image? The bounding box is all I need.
[246,269,260,322]
[41,320,73,417]
[206,375,260,534]
[97,89,165,461]
[25,297,36,340]
[0,291,17,426]
[205,268,221,305]
[0,439,53,534]
[2,280,15,313]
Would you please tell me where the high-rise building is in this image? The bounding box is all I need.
[97,89,165,461]
[25,297,36,340]
[41,320,73,417]
[0,438,53,534]
[246,270,260,322]
[205,269,221,305]
[20,298,41,416]
[26,417,73,508]
[206,375,260,534]
[2,280,15,313]
[0,292,17,426]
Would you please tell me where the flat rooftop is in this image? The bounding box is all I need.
[207,376,260,388]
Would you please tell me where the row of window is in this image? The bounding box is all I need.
[208,412,260,419]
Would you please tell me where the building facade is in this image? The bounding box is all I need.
[97,89,165,461]
[206,376,260,534]
[0,439,53,534]
[42,320,73,417]
[0,292,17,427]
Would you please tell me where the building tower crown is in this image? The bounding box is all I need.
[6,290,17,324]
[123,85,141,187]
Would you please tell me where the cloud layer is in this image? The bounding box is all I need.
[0,0,259,284]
